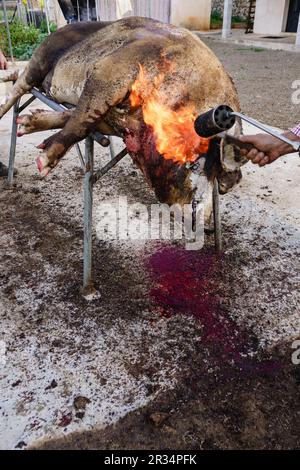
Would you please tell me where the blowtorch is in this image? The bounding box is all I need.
[194,105,300,156]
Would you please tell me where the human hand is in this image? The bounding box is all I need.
[239,132,298,166]
[0,50,8,70]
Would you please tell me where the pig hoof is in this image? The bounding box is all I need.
[36,156,51,177]
[17,114,35,135]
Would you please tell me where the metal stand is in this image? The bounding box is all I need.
[6,89,128,296]
[6,89,223,295]
[7,98,20,185]
[83,136,95,296]
[213,179,222,253]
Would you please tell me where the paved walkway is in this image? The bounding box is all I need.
[196,29,300,52]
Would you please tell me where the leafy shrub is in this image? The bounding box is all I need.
[211,11,246,26]
[232,15,246,23]
[0,19,57,60]
[211,10,223,23]
[39,19,57,34]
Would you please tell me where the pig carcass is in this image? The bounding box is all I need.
[0,17,246,217]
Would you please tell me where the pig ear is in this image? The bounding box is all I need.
[220,119,248,172]
[220,138,248,172]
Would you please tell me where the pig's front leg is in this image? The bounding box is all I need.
[36,70,133,176]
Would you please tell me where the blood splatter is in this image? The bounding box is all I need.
[147,246,280,377]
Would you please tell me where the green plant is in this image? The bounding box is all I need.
[39,19,57,34]
[11,32,48,60]
[0,19,56,60]
[236,47,265,52]
[211,10,223,22]
[232,15,246,23]
[210,11,246,26]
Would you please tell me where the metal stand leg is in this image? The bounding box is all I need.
[83,136,96,297]
[109,136,115,160]
[213,179,222,253]
[7,99,20,186]
[75,143,85,170]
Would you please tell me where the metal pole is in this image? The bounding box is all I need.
[27,0,36,27]
[2,0,14,62]
[75,143,85,170]
[17,95,36,113]
[44,0,51,35]
[95,0,99,20]
[213,179,222,253]
[109,136,115,160]
[7,98,20,186]
[86,0,89,21]
[26,1,33,26]
[76,0,80,21]
[16,0,21,20]
[93,147,127,183]
[296,14,300,46]
[222,0,233,39]
[83,135,95,295]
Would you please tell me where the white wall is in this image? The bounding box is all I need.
[171,0,212,31]
[254,0,289,35]
[48,0,67,28]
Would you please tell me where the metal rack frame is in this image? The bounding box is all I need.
[6,88,222,296]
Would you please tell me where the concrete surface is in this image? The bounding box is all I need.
[196,29,300,51]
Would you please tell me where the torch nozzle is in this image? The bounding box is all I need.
[194,105,300,154]
[194,105,236,138]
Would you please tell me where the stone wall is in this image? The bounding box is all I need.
[211,0,250,19]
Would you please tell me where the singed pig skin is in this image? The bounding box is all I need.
[0,17,244,205]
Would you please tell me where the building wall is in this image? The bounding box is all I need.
[48,1,67,27]
[211,0,250,19]
[49,0,171,23]
[253,0,290,34]
[49,0,211,30]
[96,0,171,22]
[95,0,211,30]
[131,0,171,22]
[171,0,212,30]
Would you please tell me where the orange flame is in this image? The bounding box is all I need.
[129,64,210,164]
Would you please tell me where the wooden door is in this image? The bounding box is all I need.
[286,0,300,32]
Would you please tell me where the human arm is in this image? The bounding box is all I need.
[239,128,300,166]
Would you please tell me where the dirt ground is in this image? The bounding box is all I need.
[204,38,300,129]
[0,39,299,450]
